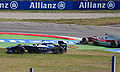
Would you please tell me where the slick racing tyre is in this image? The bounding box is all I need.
[54,47,65,54]
[81,37,88,45]
[110,41,118,48]
[16,46,25,54]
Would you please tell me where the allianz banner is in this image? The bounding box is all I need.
[73,1,120,10]
[0,1,119,10]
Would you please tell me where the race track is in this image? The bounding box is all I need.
[0,21,120,38]
[0,12,120,37]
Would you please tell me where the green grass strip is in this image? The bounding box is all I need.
[0,34,70,48]
[68,44,116,50]
[1,17,120,26]
[0,34,68,40]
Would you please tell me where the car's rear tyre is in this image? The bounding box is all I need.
[110,41,118,48]
[16,46,25,54]
[81,37,88,44]
[54,47,65,54]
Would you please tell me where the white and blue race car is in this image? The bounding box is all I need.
[6,41,67,54]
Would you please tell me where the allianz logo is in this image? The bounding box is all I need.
[79,1,115,9]
[29,1,66,10]
[0,1,18,9]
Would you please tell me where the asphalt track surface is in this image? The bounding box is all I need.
[0,12,120,37]
[0,21,120,38]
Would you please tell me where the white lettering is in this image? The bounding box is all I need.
[97,3,102,8]
[87,2,89,8]
[48,4,52,8]
[90,2,92,8]
[38,2,40,8]
[79,2,106,9]
[35,2,37,8]
[29,2,57,9]
[102,3,106,8]
[93,3,96,8]
[79,2,84,8]
[43,3,47,8]
[0,3,9,8]
[41,2,43,8]
[53,4,56,8]
[5,3,8,8]
[85,2,86,8]
[29,2,35,8]
[0,3,4,8]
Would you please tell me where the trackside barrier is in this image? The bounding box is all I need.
[0,1,120,10]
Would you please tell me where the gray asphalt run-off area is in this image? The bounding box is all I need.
[0,12,120,37]
[0,12,120,19]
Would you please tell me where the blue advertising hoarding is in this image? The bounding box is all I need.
[0,1,119,10]
[0,1,72,10]
[73,1,120,10]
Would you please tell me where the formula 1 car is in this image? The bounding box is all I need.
[81,34,120,48]
[6,41,67,54]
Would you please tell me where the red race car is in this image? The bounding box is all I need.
[81,34,120,48]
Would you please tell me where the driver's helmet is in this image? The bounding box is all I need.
[37,43,41,46]
[33,44,36,46]
[93,36,97,38]
[105,33,108,39]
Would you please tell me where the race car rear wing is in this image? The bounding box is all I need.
[58,41,67,47]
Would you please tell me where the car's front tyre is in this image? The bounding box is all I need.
[81,37,89,45]
[16,46,25,54]
[110,41,118,48]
